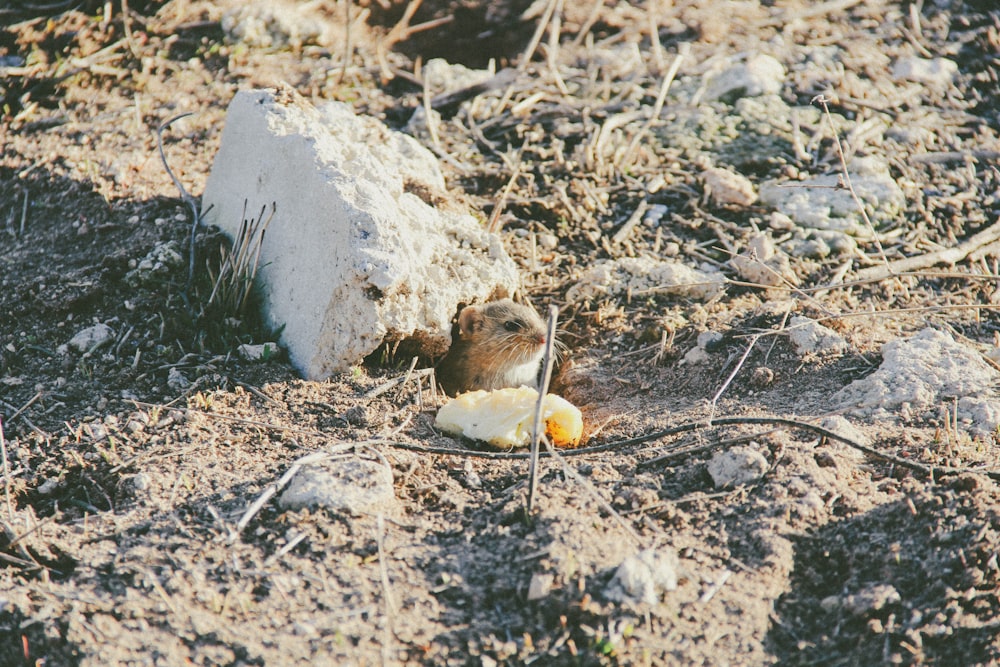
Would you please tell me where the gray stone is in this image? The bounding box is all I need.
[707,446,769,488]
[787,316,847,356]
[759,157,904,233]
[705,54,785,102]
[67,324,115,353]
[605,548,680,606]
[279,458,396,515]
[201,88,519,380]
[891,57,958,87]
[567,257,725,303]
[832,328,1000,434]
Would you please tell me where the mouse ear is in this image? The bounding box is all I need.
[458,305,484,336]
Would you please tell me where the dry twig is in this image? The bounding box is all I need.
[814,95,892,276]
[856,218,1000,281]
[0,418,12,522]
[527,304,560,513]
[157,112,202,290]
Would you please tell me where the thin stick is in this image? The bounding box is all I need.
[814,94,891,276]
[0,417,12,522]
[486,142,526,234]
[157,112,201,290]
[20,189,28,235]
[421,66,441,150]
[7,391,42,424]
[336,0,351,86]
[364,367,433,400]
[709,334,760,418]
[611,200,649,246]
[570,0,606,47]
[700,569,732,603]
[527,304,560,513]
[518,0,559,71]
[388,415,972,480]
[545,0,569,96]
[856,217,1000,281]
[120,0,139,58]
[266,531,308,565]
[647,0,664,72]
[619,43,689,169]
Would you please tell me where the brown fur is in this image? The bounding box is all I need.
[436,299,548,395]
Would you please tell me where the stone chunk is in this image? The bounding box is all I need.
[707,446,769,488]
[891,57,958,87]
[705,54,785,102]
[201,88,519,380]
[787,316,847,356]
[67,324,115,354]
[759,156,904,234]
[730,234,796,287]
[703,166,757,207]
[279,458,396,515]
[605,547,680,606]
[567,257,725,303]
[832,328,1000,434]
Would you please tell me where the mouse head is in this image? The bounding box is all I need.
[457,299,546,345]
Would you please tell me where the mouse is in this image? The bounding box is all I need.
[436,299,549,396]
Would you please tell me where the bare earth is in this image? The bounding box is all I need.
[2,0,1000,665]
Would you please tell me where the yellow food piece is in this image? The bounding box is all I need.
[435,386,583,448]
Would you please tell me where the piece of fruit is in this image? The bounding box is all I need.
[435,386,583,448]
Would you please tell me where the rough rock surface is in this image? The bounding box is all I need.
[567,256,725,302]
[201,87,519,379]
[707,446,770,488]
[833,328,1000,432]
[278,457,396,515]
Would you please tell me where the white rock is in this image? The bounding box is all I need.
[567,257,725,303]
[68,324,114,353]
[759,157,904,233]
[957,396,1000,436]
[822,584,901,616]
[167,367,190,391]
[131,472,152,492]
[820,415,868,444]
[589,42,646,80]
[606,547,679,606]
[527,573,554,601]
[781,229,858,259]
[279,458,396,515]
[85,422,108,441]
[987,345,1000,365]
[222,1,325,48]
[703,167,757,207]
[891,57,958,87]
[832,328,1000,433]
[730,234,795,287]
[421,58,494,95]
[705,54,785,102]
[707,446,769,488]
[201,88,519,380]
[682,330,723,365]
[787,316,847,355]
[237,342,282,361]
[536,232,559,250]
[125,241,184,286]
[38,477,62,495]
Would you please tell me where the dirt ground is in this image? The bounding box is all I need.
[2,0,1000,665]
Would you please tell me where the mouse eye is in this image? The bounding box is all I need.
[503,320,524,333]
